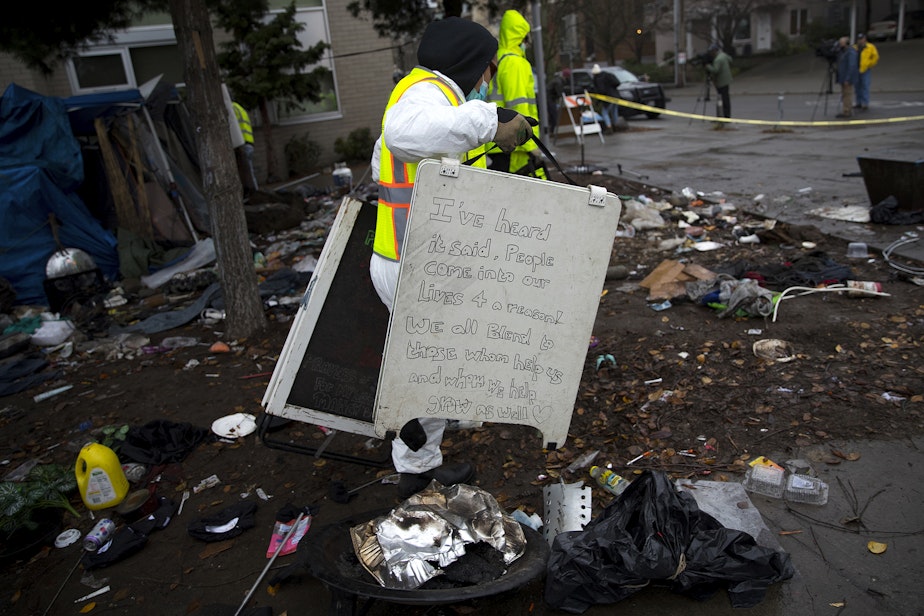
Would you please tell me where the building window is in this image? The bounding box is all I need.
[64,2,337,124]
[66,26,182,94]
[274,6,340,124]
[733,17,751,41]
[790,9,808,35]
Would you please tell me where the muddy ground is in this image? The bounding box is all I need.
[1,173,922,615]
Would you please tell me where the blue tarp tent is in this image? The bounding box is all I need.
[0,83,119,306]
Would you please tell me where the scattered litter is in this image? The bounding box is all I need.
[690,240,725,251]
[867,541,888,554]
[192,474,221,494]
[33,385,73,403]
[209,341,231,353]
[177,490,190,515]
[845,242,869,259]
[649,300,672,311]
[256,487,271,501]
[565,449,600,473]
[752,339,796,362]
[743,456,828,505]
[75,585,110,603]
[183,359,200,370]
[211,412,257,438]
[511,508,544,531]
[595,354,616,370]
[808,205,870,223]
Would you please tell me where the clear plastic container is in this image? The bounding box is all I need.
[742,464,785,499]
[784,473,829,505]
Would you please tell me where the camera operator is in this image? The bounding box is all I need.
[704,43,733,118]
[835,36,859,118]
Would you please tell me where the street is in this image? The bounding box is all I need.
[551,38,924,263]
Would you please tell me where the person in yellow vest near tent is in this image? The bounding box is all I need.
[370,16,532,499]
[486,9,547,179]
[232,101,258,192]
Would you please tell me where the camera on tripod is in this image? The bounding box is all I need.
[815,39,839,63]
[690,51,713,67]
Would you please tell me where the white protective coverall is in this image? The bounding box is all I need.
[370,70,498,474]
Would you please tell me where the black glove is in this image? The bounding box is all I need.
[497,107,539,127]
[399,418,428,451]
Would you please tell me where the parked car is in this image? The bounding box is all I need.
[866,10,924,41]
[556,66,668,119]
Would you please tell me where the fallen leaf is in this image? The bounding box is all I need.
[778,530,803,535]
[867,541,887,554]
[80,603,96,613]
[199,539,235,559]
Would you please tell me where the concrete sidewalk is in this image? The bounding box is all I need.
[670,37,924,97]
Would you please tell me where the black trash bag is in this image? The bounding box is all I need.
[188,501,258,542]
[545,470,794,613]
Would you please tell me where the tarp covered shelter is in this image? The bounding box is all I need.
[0,80,211,307]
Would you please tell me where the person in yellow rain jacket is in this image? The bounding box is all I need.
[487,9,546,179]
[854,33,879,110]
[369,16,532,499]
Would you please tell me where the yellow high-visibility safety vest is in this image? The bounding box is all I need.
[374,68,487,261]
[232,102,254,145]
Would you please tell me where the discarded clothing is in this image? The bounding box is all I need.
[545,470,794,613]
[110,282,221,335]
[188,501,258,542]
[713,252,854,290]
[0,354,60,397]
[869,195,924,225]
[82,497,178,570]
[119,419,212,465]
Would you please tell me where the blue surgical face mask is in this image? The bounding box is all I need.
[466,81,488,101]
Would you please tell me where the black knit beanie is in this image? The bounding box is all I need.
[417,17,498,95]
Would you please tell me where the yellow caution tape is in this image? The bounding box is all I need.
[588,92,924,127]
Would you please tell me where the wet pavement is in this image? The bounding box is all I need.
[549,38,924,265]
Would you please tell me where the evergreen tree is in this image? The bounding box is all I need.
[214,0,329,181]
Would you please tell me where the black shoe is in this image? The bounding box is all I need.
[397,462,475,499]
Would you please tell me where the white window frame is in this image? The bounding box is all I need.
[65,26,179,94]
[274,5,342,125]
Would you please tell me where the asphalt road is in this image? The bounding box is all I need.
[550,38,924,264]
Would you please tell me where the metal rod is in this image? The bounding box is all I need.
[233,512,306,616]
[42,551,83,616]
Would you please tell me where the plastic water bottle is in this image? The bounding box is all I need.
[589,466,628,496]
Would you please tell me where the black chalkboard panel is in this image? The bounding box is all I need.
[285,200,390,423]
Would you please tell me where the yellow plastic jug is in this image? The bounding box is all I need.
[75,443,129,510]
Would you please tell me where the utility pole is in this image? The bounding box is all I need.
[674,0,684,87]
[531,2,548,141]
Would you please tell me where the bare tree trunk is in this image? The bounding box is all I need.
[168,0,267,339]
